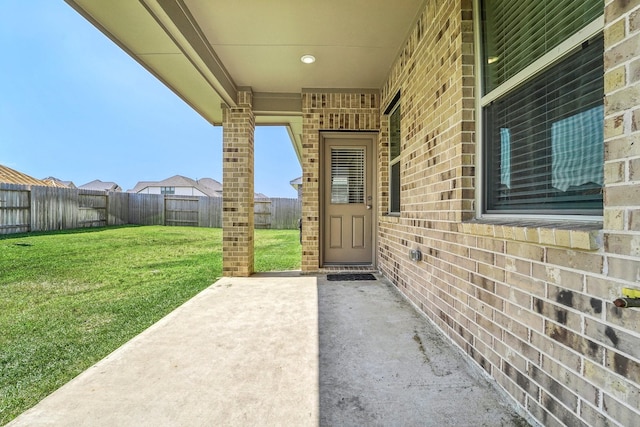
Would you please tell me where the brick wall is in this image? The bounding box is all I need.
[600,0,640,422]
[222,90,255,277]
[377,1,640,426]
[300,91,380,272]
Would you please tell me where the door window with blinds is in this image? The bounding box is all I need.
[480,0,604,214]
[330,148,365,204]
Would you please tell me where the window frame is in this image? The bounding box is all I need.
[473,0,604,221]
[160,186,175,195]
[387,99,401,214]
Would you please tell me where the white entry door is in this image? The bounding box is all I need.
[323,134,374,265]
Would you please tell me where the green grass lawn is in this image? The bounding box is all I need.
[0,225,300,425]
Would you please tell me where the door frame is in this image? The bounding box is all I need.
[319,131,378,267]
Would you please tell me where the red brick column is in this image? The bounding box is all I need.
[222,90,255,277]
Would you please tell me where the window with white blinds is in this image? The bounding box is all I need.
[480,0,604,215]
[482,0,603,94]
[331,148,365,204]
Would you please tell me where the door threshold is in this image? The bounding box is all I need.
[319,265,377,273]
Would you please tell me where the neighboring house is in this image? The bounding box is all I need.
[130,175,222,197]
[130,175,268,199]
[78,179,122,192]
[42,177,76,188]
[0,164,52,187]
[196,177,224,196]
[69,2,640,426]
[289,176,302,200]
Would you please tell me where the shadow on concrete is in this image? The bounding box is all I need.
[317,275,532,427]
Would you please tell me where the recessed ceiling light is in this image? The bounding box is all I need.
[301,55,316,64]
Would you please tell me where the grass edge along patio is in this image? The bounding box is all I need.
[0,226,300,424]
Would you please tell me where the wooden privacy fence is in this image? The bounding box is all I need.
[0,183,301,235]
[164,196,222,228]
[254,198,301,229]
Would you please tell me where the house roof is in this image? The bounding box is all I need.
[130,175,269,198]
[42,179,68,188]
[197,177,223,193]
[0,164,51,187]
[130,175,223,197]
[290,176,302,190]
[79,179,122,192]
[42,177,76,188]
[64,0,425,165]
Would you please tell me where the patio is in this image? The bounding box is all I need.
[8,273,529,426]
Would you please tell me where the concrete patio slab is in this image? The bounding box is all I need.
[8,272,531,427]
[318,275,531,427]
[8,275,319,427]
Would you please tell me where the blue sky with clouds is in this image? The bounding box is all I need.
[0,1,301,197]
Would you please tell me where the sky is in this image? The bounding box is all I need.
[0,1,301,198]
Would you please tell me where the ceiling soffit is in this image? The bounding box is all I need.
[65,0,426,160]
[181,0,424,95]
[66,0,227,124]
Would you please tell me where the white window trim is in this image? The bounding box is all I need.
[473,0,604,221]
